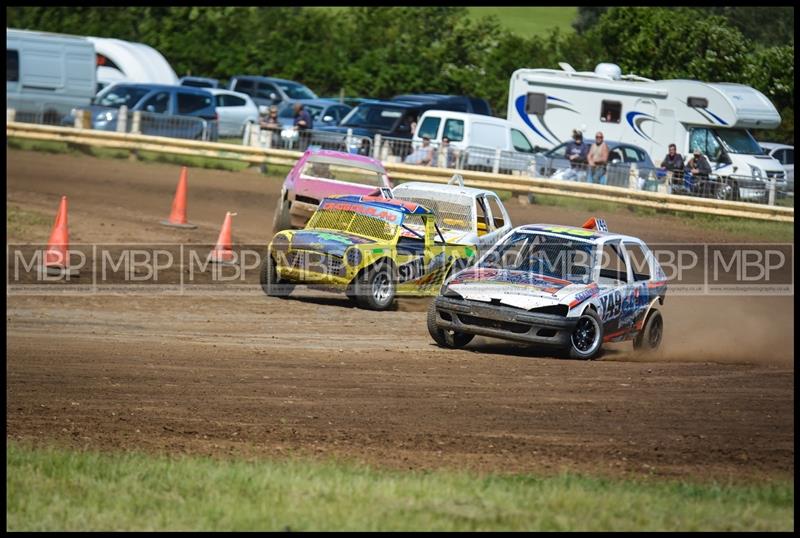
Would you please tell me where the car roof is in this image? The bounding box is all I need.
[324,194,433,216]
[304,149,386,173]
[232,75,307,86]
[517,224,643,244]
[207,88,252,98]
[180,76,218,82]
[291,98,349,107]
[393,181,498,198]
[109,83,212,95]
[353,99,427,110]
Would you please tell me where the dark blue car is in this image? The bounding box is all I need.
[72,83,219,141]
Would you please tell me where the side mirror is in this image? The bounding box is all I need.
[146,105,156,113]
[269,92,278,101]
[322,115,334,123]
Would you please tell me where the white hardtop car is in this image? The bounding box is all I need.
[391,175,512,253]
[428,217,668,360]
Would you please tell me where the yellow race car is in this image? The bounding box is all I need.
[260,194,477,310]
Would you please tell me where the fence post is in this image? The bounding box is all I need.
[373,133,382,160]
[130,110,141,134]
[628,163,639,189]
[768,175,776,206]
[346,128,353,153]
[7,108,16,123]
[117,105,128,133]
[74,109,90,130]
[492,148,501,174]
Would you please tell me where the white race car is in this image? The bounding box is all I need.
[392,175,512,255]
[427,217,668,360]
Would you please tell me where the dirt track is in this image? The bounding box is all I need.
[6,149,795,482]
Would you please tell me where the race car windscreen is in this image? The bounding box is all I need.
[300,159,384,187]
[392,189,473,233]
[306,203,399,241]
[478,232,595,283]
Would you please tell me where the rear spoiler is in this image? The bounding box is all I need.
[581,217,608,232]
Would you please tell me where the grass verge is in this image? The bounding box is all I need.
[7,205,51,240]
[6,442,793,531]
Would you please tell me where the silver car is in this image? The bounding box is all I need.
[207,88,260,138]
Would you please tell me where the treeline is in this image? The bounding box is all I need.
[7,6,794,143]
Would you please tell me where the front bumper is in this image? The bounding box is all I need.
[433,296,577,346]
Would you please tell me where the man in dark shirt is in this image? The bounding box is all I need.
[562,130,588,180]
[293,103,313,150]
[660,144,684,175]
[687,149,713,195]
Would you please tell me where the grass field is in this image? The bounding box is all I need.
[466,7,577,38]
[6,443,793,532]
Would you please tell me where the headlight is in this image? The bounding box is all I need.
[441,285,462,299]
[271,233,291,253]
[748,164,764,178]
[95,111,114,122]
[345,247,362,267]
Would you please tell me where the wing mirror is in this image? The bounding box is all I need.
[322,115,334,123]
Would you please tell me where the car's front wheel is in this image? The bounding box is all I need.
[427,300,474,348]
[259,253,294,298]
[354,261,396,311]
[568,309,603,360]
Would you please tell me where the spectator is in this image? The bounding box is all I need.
[659,143,684,185]
[438,136,457,168]
[587,131,610,184]
[687,148,712,195]
[357,137,371,157]
[259,105,281,147]
[562,129,588,181]
[404,136,434,166]
[293,103,313,151]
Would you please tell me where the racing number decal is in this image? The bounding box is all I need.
[599,290,623,321]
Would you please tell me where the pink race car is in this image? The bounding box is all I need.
[272,149,393,233]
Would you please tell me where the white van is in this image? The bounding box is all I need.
[412,110,538,172]
[88,36,178,93]
[6,28,96,123]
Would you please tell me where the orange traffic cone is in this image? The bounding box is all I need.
[43,196,79,277]
[160,166,197,229]
[210,211,237,264]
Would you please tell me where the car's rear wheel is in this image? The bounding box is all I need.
[633,309,663,353]
[259,253,294,298]
[427,300,474,348]
[355,261,396,311]
[568,309,603,360]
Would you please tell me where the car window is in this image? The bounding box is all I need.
[442,119,464,142]
[418,116,441,139]
[511,129,534,153]
[233,79,254,93]
[277,82,316,100]
[94,86,150,108]
[7,49,19,82]
[689,128,721,160]
[475,195,491,236]
[256,83,278,100]
[623,242,651,281]
[621,146,642,163]
[601,100,622,123]
[599,241,628,284]
[785,149,794,165]
[141,91,170,114]
[177,92,212,114]
[216,94,245,108]
[772,149,784,164]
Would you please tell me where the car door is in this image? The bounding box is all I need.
[596,239,636,340]
[217,93,247,135]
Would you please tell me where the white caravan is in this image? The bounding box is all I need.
[88,36,178,92]
[6,28,96,122]
[507,63,786,193]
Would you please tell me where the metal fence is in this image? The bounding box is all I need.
[7,103,218,142]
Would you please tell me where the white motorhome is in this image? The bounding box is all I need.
[412,110,538,172]
[6,28,96,123]
[508,63,786,196]
[88,36,178,92]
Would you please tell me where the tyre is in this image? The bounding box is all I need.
[259,253,294,298]
[567,309,604,360]
[633,309,663,353]
[271,197,292,234]
[354,261,396,311]
[427,300,474,348]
